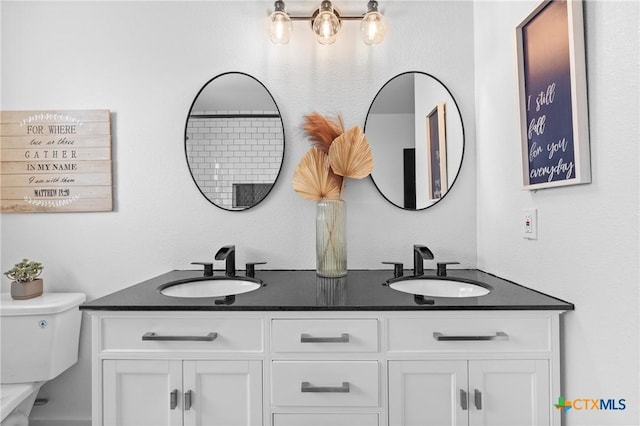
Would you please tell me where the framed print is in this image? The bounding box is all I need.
[516,0,590,190]
[426,102,447,200]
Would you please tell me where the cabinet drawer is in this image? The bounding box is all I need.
[387,316,551,353]
[271,319,378,352]
[100,317,263,353]
[273,413,378,426]
[272,361,379,407]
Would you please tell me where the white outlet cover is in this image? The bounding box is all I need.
[523,208,538,240]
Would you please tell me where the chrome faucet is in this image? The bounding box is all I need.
[215,245,236,277]
[413,244,434,276]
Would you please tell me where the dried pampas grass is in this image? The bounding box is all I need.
[302,112,344,154]
[292,147,342,201]
[329,126,374,180]
[294,113,373,201]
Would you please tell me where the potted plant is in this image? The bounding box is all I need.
[4,258,44,300]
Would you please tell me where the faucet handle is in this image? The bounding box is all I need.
[191,262,214,277]
[382,261,404,278]
[245,262,267,278]
[436,262,460,277]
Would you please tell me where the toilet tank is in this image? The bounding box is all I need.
[1,293,86,384]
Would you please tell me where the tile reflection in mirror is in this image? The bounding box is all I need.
[185,72,285,211]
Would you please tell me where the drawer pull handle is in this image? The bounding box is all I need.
[300,333,350,343]
[184,390,193,411]
[432,331,508,341]
[142,331,218,342]
[301,381,350,393]
[474,389,482,410]
[170,389,178,410]
[460,389,468,410]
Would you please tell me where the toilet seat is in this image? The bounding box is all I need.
[0,382,43,423]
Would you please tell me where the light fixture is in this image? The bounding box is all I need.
[268,0,292,44]
[312,1,341,45]
[361,0,387,45]
[268,0,386,46]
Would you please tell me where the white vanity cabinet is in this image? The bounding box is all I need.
[270,317,382,426]
[388,359,549,426]
[90,313,264,426]
[102,359,182,426]
[386,312,559,426]
[88,310,564,426]
[103,359,262,426]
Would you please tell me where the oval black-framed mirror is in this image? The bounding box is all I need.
[364,71,465,210]
[185,72,285,211]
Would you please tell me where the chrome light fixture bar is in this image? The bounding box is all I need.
[268,0,387,45]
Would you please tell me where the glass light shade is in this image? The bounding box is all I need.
[312,4,340,45]
[269,11,292,44]
[361,11,386,45]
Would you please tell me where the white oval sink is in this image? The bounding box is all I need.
[160,279,261,298]
[389,278,490,298]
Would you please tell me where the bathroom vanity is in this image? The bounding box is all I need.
[81,269,573,426]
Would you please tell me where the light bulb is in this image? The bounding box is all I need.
[312,1,340,45]
[361,1,386,45]
[268,1,292,44]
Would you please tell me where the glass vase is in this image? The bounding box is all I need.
[316,199,347,277]
[316,276,348,306]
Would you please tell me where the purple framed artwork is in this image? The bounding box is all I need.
[516,0,590,190]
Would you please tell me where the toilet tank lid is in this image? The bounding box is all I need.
[0,293,86,316]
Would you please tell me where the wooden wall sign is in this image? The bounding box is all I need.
[1,110,112,212]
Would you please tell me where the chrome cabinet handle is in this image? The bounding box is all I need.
[460,389,468,410]
[300,333,350,343]
[142,332,218,342]
[474,389,482,410]
[301,381,350,393]
[432,331,508,341]
[184,390,193,411]
[170,389,178,410]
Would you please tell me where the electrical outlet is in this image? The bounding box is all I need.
[523,208,538,240]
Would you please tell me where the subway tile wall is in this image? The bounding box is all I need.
[186,111,284,209]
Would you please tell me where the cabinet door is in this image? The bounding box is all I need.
[388,360,468,426]
[103,359,183,426]
[468,360,549,426]
[183,360,262,426]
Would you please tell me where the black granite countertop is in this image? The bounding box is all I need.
[80,269,574,311]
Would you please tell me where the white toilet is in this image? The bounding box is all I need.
[0,292,85,426]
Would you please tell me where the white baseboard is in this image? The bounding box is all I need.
[29,419,91,426]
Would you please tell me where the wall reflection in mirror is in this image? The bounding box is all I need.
[185,72,284,211]
[365,72,464,210]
